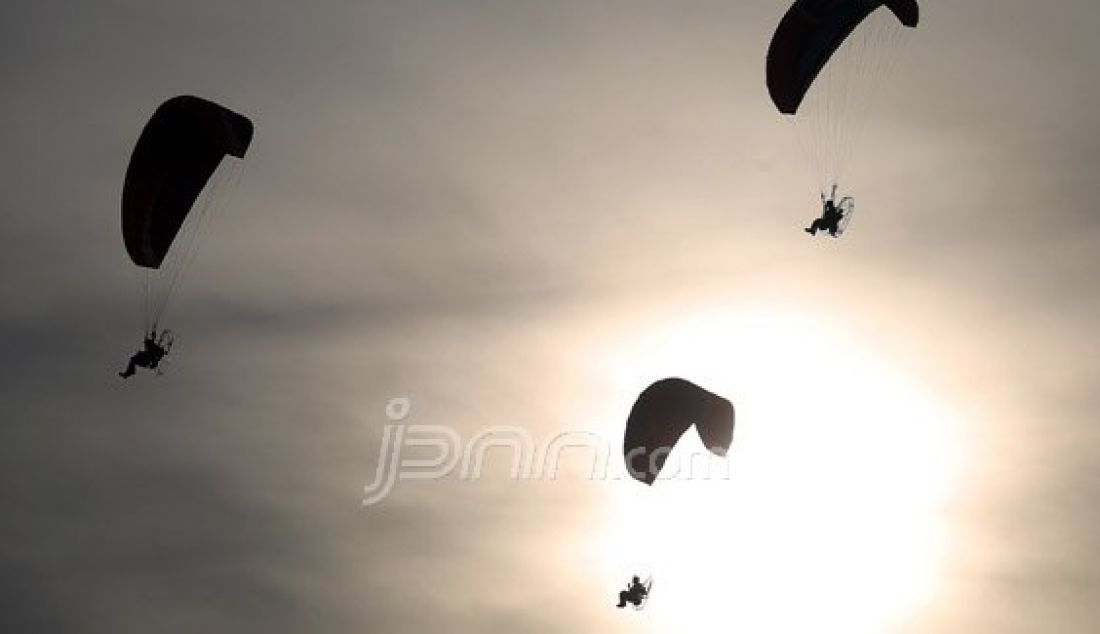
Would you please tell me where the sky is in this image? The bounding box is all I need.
[3,1,1100,632]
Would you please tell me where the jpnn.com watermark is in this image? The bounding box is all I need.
[363,398,732,506]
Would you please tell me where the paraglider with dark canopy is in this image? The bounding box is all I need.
[614,378,734,610]
[118,95,252,378]
[766,0,919,235]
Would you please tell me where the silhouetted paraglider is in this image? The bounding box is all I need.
[616,575,653,610]
[804,184,855,238]
[118,328,172,378]
[766,0,919,235]
[119,95,253,377]
[615,378,735,609]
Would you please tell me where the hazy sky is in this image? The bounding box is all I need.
[3,1,1100,632]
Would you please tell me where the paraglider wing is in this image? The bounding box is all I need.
[623,378,735,485]
[122,96,253,268]
[766,0,919,115]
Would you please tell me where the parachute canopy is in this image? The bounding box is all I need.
[623,378,735,485]
[765,0,919,193]
[122,95,253,268]
[766,0,919,115]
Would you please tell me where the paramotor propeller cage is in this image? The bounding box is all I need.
[832,196,855,237]
[151,329,174,377]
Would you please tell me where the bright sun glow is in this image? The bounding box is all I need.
[593,302,965,634]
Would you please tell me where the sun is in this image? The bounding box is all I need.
[595,301,964,634]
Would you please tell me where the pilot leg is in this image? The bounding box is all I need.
[119,358,137,378]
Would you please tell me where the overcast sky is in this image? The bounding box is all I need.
[3,1,1100,632]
